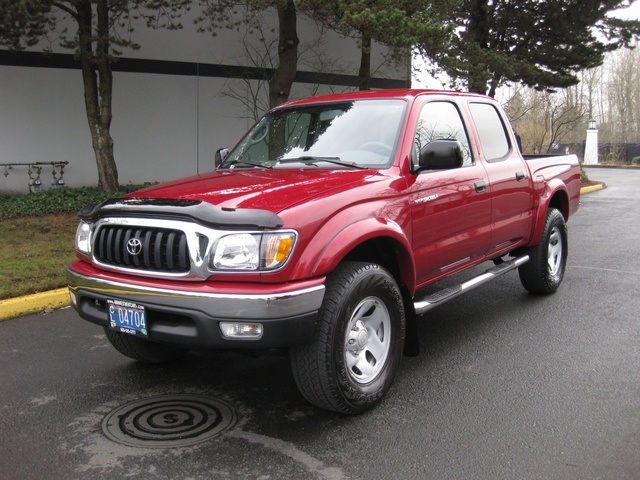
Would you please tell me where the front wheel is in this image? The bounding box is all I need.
[290,262,405,414]
[518,208,568,294]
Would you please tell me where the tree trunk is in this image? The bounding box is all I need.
[358,30,372,91]
[487,79,499,98]
[466,0,491,95]
[269,0,299,109]
[76,0,119,193]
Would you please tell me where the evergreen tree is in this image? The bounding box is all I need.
[416,0,640,97]
[298,0,452,90]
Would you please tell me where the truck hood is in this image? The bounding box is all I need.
[130,169,381,213]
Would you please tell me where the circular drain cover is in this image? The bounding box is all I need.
[102,394,236,448]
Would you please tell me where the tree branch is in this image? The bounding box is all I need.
[52,2,79,20]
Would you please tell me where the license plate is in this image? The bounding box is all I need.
[107,299,148,337]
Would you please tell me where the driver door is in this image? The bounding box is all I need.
[408,100,492,286]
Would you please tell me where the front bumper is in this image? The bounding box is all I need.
[67,264,325,350]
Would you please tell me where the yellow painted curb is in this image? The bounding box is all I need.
[0,288,70,320]
[581,184,604,194]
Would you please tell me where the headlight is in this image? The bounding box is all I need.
[75,221,92,255]
[211,233,260,270]
[210,231,296,271]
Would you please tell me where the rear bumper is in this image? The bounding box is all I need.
[67,265,325,350]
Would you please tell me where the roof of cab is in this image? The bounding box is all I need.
[276,89,492,109]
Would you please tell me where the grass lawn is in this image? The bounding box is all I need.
[0,213,79,300]
[0,183,153,300]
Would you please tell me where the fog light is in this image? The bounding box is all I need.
[220,322,263,340]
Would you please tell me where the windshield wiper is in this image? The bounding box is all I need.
[222,160,273,169]
[278,156,367,169]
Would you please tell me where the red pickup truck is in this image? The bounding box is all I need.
[68,89,581,414]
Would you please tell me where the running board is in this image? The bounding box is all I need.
[413,255,530,316]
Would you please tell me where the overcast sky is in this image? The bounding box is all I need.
[612,1,640,20]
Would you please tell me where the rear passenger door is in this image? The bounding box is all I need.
[408,100,492,286]
[467,102,534,256]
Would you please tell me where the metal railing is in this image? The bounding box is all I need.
[1,161,69,193]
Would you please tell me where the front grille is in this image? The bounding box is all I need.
[94,225,190,273]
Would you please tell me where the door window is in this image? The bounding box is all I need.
[414,101,473,167]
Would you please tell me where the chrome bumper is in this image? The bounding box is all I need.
[67,267,325,349]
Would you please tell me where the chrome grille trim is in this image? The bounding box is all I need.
[94,225,189,273]
[90,218,205,278]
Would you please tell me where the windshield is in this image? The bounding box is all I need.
[221,99,407,169]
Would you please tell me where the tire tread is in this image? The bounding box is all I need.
[290,261,405,414]
[518,208,567,294]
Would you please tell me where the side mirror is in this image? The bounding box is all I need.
[214,148,229,168]
[418,140,464,171]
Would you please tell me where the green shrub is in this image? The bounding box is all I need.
[632,156,640,166]
[606,152,618,164]
[0,183,155,219]
[580,164,590,183]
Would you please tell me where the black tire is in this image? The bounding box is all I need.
[290,262,406,414]
[104,328,189,364]
[518,208,568,294]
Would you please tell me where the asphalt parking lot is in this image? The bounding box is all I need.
[1,167,639,480]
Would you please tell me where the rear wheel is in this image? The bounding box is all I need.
[519,208,568,294]
[104,328,189,364]
[290,262,405,414]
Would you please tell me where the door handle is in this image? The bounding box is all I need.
[474,181,487,193]
[516,172,526,181]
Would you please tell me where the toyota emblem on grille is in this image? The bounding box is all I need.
[127,238,143,256]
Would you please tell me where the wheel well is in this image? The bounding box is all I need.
[549,190,569,220]
[343,238,402,283]
[342,237,419,357]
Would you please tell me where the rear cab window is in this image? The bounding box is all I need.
[468,102,511,162]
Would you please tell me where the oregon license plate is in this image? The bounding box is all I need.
[107,299,148,337]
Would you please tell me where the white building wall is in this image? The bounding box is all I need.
[0,8,409,194]
[1,66,96,192]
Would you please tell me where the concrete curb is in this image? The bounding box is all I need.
[0,183,606,321]
[0,288,70,321]
[580,184,604,194]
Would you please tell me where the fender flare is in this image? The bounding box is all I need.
[530,177,569,246]
[305,217,417,294]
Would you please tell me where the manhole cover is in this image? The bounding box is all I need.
[102,394,237,448]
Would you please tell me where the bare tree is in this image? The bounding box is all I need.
[216,18,354,122]
[606,47,640,144]
[198,0,300,109]
[503,40,640,159]
[504,86,586,154]
[546,90,587,152]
